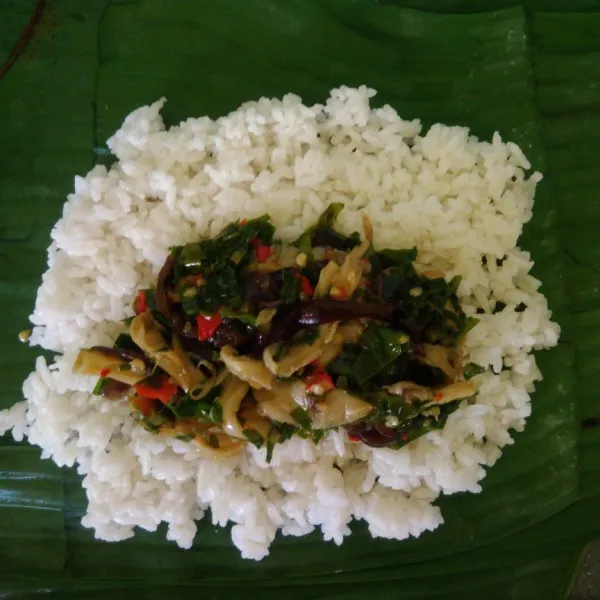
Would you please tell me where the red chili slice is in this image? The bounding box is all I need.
[131,395,156,417]
[133,290,147,314]
[135,377,178,404]
[305,372,335,394]
[294,273,314,297]
[196,311,222,341]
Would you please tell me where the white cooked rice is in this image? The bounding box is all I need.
[0,86,559,559]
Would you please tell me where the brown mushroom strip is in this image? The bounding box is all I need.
[156,253,176,325]
[311,389,374,430]
[129,312,204,392]
[73,348,149,385]
[220,345,274,389]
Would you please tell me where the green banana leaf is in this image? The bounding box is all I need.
[1,1,600,598]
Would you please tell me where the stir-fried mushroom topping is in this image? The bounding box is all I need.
[220,346,274,389]
[416,344,462,382]
[73,348,149,385]
[311,389,374,430]
[130,312,203,393]
[73,204,481,459]
[263,323,337,378]
[254,382,300,425]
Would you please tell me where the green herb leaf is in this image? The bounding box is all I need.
[113,333,138,351]
[394,403,459,448]
[143,289,159,312]
[210,400,223,426]
[464,317,480,335]
[369,247,418,277]
[365,390,423,424]
[265,437,275,463]
[194,267,241,313]
[219,307,257,326]
[464,363,486,380]
[92,378,107,396]
[353,324,409,386]
[292,203,360,255]
[279,269,301,304]
[178,214,275,275]
[290,407,312,429]
[243,429,265,448]
[275,423,298,443]
[327,344,361,380]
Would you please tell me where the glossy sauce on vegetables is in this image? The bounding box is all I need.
[73,204,480,460]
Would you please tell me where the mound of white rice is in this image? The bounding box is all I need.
[0,86,559,559]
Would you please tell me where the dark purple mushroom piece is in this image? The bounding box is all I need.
[346,423,399,448]
[89,345,149,365]
[100,379,131,400]
[255,299,405,352]
[156,253,178,326]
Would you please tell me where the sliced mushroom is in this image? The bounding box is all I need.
[130,312,204,392]
[219,375,251,439]
[427,381,475,406]
[158,418,211,439]
[73,348,148,385]
[314,260,340,298]
[189,363,228,401]
[311,389,374,429]
[160,413,244,459]
[317,342,344,367]
[238,408,273,440]
[417,344,461,381]
[290,379,314,411]
[385,381,432,403]
[329,216,372,298]
[262,324,335,378]
[385,380,475,407]
[194,428,245,459]
[254,382,299,425]
[339,320,367,343]
[220,345,274,389]
[263,342,323,378]
[256,308,277,326]
[316,320,366,367]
